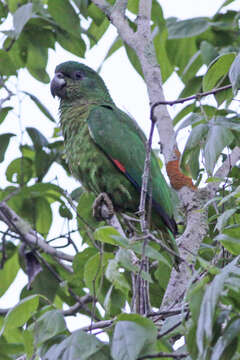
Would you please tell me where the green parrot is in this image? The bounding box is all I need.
[50,61,178,255]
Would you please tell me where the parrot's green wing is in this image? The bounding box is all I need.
[87,104,177,234]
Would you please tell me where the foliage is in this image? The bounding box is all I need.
[0,0,240,359]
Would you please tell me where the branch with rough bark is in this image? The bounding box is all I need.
[0,201,74,263]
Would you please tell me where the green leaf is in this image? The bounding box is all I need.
[35,149,53,181]
[167,37,197,76]
[73,247,97,279]
[6,157,33,184]
[0,50,17,75]
[94,226,122,246]
[104,37,123,61]
[229,52,240,94]
[26,127,48,149]
[173,104,196,126]
[88,17,110,47]
[27,67,50,84]
[154,29,174,83]
[200,41,218,65]
[202,53,235,91]
[84,253,114,293]
[178,76,202,98]
[24,92,55,123]
[111,315,157,360]
[211,318,240,360]
[56,30,86,58]
[196,257,239,357]
[180,124,209,176]
[167,17,210,39]
[182,50,203,83]
[43,329,105,360]
[1,295,39,335]
[215,208,237,232]
[124,42,143,77]
[13,3,33,39]
[105,258,130,293]
[22,330,34,359]
[48,0,81,37]
[87,2,105,25]
[35,197,52,235]
[0,107,13,125]
[27,42,48,71]
[59,204,73,220]
[34,310,67,345]
[215,234,240,255]
[0,133,15,162]
[0,251,19,297]
[204,124,234,174]
[111,235,172,269]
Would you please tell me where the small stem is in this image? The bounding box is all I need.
[150,84,232,119]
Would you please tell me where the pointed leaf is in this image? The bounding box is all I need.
[215,234,240,255]
[35,197,52,235]
[229,52,240,94]
[1,295,39,335]
[167,17,210,39]
[0,133,15,162]
[13,3,33,38]
[0,251,19,297]
[0,50,17,75]
[43,330,105,360]
[180,124,209,176]
[196,258,239,357]
[204,125,234,174]
[215,208,237,232]
[48,0,81,36]
[111,315,157,360]
[211,318,240,360]
[0,107,13,125]
[26,127,48,149]
[24,92,55,123]
[203,53,235,91]
[34,310,67,345]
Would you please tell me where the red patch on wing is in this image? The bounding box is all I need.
[112,159,126,173]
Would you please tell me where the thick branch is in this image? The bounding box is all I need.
[0,202,74,262]
[161,188,209,309]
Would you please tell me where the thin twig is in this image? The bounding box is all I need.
[62,295,93,316]
[147,307,188,318]
[139,120,155,232]
[138,351,189,359]
[80,319,115,332]
[150,84,232,120]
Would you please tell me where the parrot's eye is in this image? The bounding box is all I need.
[74,71,84,80]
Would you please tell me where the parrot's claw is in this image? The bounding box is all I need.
[93,192,114,221]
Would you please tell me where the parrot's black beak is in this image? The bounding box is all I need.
[50,72,66,98]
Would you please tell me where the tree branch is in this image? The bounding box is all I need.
[80,319,115,332]
[151,84,232,113]
[161,188,209,309]
[0,202,74,263]
[138,351,188,359]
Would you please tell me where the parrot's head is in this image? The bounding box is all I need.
[50,61,112,103]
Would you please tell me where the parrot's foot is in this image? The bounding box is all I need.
[93,192,114,221]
